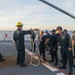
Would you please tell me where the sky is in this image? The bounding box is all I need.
[0,0,75,30]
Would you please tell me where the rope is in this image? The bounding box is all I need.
[29,31,41,66]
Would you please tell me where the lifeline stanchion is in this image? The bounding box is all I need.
[29,31,41,66]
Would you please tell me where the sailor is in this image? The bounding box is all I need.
[13,22,31,67]
[30,28,36,52]
[45,30,50,36]
[45,30,50,51]
[49,29,58,66]
[44,29,58,66]
[72,31,75,58]
[56,26,73,75]
[39,31,47,61]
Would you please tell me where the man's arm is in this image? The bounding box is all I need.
[43,35,52,39]
[54,36,58,50]
[22,30,31,35]
[32,28,39,31]
[67,33,72,48]
[23,29,39,35]
[67,33,72,51]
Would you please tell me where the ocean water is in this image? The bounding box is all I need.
[0,30,73,41]
[0,31,31,41]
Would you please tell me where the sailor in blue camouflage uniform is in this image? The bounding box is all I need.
[56,26,73,75]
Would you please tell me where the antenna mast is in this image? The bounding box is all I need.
[39,0,75,19]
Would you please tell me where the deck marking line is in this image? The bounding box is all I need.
[42,62,58,72]
[25,49,58,72]
[57,73,66,75]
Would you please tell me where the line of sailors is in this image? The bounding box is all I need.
[30,27,75,75]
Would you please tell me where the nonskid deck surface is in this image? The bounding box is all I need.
[0,40,75,75]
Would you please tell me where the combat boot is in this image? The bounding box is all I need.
[59,65,66,69]
[0,59,5,62]
[43,58,47,61]
[68,69,73,75]
[20,63,27,67]
[54,61,58,66]
[49,60,54,62]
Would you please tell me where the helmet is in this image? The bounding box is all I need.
[16,22,23,27]
[46,30,48,33]
[56,26,62,30]
[51,29,56,32]
[63,29,67,33]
